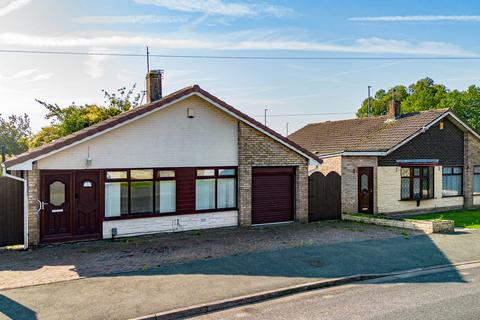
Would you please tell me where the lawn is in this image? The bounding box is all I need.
[406,210,480,229]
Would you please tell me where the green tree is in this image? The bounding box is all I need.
[356,78,480,133]
[30,85,140,148]
[0,113,31,156]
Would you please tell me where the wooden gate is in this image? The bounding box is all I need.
[0,176,24,247]
[308,171,341,221]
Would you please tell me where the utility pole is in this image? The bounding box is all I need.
[286,122,289,136]
[367,86,372,117]
[146,46,150,73]
[264,108,268,126]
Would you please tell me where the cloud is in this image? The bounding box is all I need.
[72,14,188,24]
[134,0,294,18]
[24,72,54,83]
[4,68,38,79]
[0,32,474,56]
[85,47,110,79]
[350,15,480,22]
[0,0,32,17]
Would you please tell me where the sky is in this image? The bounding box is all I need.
[1,0,480,135]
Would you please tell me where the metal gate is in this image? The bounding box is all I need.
[0,176,24,247]
[308,171,341,221]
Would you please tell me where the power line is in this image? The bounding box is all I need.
[1,49,480,60]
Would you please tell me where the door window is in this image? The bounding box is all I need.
[360,174,369,192]
[50,181,65,206]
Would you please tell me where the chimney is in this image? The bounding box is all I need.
[387,100,401,119]
[146,70,163,103]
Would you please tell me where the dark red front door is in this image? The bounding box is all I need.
[41,171,102,243]
[358,167,374,214]
[252,167,294,224]
[75,171,101,237]
[41,172,72,242]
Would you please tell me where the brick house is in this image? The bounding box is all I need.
[2,71,320,247]
[289,101,480,215]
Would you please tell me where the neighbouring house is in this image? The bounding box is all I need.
[289,100,480,216]
[2,71,320,246]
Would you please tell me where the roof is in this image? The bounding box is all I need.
[288,108,453,156]
[4,85,321,169]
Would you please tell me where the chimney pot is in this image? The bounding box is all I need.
[388,100,401,119]
[146,70,163,103]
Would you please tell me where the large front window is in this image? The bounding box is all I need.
[105,169,176,217]
[401,167,434,200]
[442,166,463,197]
[195,168,237,211]
[474,166,480,194]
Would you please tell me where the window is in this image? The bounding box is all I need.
[474,166,480,194]
[49,181,65,206]
[442,166,463,197]
[400,167,434,200]
[104,169,176,217]
[195,168,237,211]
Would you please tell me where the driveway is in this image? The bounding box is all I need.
[1,226,480,320]
[0,221,413,290]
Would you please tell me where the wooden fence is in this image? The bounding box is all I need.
[308,171,341,221]
[0,176,24,247]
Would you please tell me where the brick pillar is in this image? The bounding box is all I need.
[238,164,252,226]
[27,163,40,246]
[296,164,309,223]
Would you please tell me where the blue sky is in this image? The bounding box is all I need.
[1,0,480,135]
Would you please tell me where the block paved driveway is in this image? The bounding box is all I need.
[0,221,414,290]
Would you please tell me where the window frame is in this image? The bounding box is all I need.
[474,166,480,195]
[442,166,464,198]
[400,166,434,201]
[104,168,177,219]
[195,167,238,213]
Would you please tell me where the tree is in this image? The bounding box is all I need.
[356,78,480,133]
[30,85,141,148]
[0,113,31,156]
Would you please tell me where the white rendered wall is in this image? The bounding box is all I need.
[102,210,238,238]
[37,95,238,169]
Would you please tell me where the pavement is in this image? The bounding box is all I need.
[1,228,480,320]
[197,263,480,320]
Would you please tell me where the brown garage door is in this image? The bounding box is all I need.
[252,167,294,225]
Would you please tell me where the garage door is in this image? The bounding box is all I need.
[252,167,294,225]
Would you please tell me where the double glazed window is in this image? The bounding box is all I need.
[401,167,434,200]
[442,166,463,197]
[195,168,237,211]
[474,166,480,194]
[105,169,176,217]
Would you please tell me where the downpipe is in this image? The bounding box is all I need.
[1,163,29,250]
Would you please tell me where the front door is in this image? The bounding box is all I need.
[74,171,101,237]
[41,171,102,243]
[41,172,72,242]
[358,167,374,214]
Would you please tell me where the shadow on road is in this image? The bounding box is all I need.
[0,294,37,320]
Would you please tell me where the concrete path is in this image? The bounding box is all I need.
[1,229,480,320]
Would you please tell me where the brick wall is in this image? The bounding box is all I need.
[465,132,480,207]
[238,122,309,225]
[341,156,378,214]
[27,162,40,246]
[316,156,342,175]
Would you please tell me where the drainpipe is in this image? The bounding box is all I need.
[1,163,29,250]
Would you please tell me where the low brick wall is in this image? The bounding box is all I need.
[341,214,454,234]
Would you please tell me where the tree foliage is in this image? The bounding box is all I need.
[0,113,31,157]
[30,85,141,148]
[357,77,480,132]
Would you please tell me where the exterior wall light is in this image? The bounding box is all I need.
[187,108,195,118]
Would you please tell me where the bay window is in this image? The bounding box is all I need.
[400,167,434,200]
[442,166,463,197]
[195,168,237,211]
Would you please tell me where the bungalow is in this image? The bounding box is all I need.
[289,101,480,216]
[2,71,320,246]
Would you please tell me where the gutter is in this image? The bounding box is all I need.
[1,163,29,250]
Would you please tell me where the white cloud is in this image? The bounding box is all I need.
[85,47,111,79]
[2,68,38,80]
[134,0,294,18]
[24,72,54,83]
[72,14,188,24]
[0,32,474,56]
[0,0,32,17]
[350,15,480,22]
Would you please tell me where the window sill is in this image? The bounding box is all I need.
[399,198,435,202]
[104,209,238,221]
[441,195,464,199]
